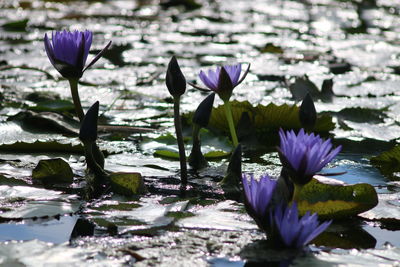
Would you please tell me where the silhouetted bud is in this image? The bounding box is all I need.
[166,56,186,97]
[192,93,215,128]
[299,93,316,130]
[79,101,99,143]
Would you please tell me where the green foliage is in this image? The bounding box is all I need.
[208,101,334,144]
[297,179,378,219]
[2,19,28,31]
[370,145,400,174]
[32,158,74,184]
[29,100,75,112]
[110,172,146,196]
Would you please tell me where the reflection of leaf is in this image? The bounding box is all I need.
[297,179,378,219]
[208,101,334,144]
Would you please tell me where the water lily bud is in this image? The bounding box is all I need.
[166,56,186,97]
[299,93,316,130]
[79,101,99,143]
[192,93,215,128]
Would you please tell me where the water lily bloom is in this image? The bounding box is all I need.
[242,173,277,219]
[197,63,250,101]
[273,202,331,248]
[278,128,342,186]
[44,30,111,79]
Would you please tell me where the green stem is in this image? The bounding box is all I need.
[223,100,239,147]
[173,96,187,185]
[68,79,84,121]
[292,184,304,202]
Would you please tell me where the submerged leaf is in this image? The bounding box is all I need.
[296,178,378,219]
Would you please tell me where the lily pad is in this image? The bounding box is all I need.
[29,100,75,113]
[0,239,124,266]
[297,178,378,219]
[32,158,74,184]
[207,101,334,144]
[359,192,400,223]
[110,172,146,196]
[370,145,400,175]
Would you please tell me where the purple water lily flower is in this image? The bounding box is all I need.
[196,63,250,101]
[278,128,342,185]
[242,174,277,219]
[44,30,111,79]
[273,202,331,248]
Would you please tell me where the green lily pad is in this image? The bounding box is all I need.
[32,158,74,184]
[297,178,378,219]
[370,145,400,175]
[110,172,146,196]
[203,150,231,160]
[2,19,28,31]
[207,101,334,144]
[29,100,75,113]
[153,149,180,160]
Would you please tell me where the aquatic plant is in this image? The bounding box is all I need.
[277,128,342,201]
[192,63,250,147]
[166,56,188,185]
[273,202,331,248]
[242,174,331,248]
[44,30,111,121]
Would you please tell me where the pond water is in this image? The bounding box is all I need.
[1,0,400,266]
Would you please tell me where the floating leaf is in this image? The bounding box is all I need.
[153,149,180,160]
[359,192,400,223]
[29,100,75,113]
[2,19,28,31]
[370,145,400,174]
[32,158,74,184]
[110,172,146,196]
[297,178,378,219]
[203,150,230,160]
[207,101,334,144]
[0,140,83,153]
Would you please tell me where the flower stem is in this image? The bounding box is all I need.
[292,184,304,202]
[173,96,187,185]
[223,100,239,147]
[68,79,84,121]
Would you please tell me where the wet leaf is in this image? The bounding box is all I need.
[203,150,230,160]
[153,149,180,160]
[2,19,28,31]
[110,172,146,196]
[297,178,378,219]
[359,192,400,223]
[370,145,400,174]
[32,158,74,184]
[207,101,334,144]
[0,185,79,219]
[0,240,124,266]
[29,100,75,113]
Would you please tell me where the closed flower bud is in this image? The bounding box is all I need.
[166,56,186,97]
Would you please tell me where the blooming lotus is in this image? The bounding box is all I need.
[44,30,111,79]
[273,203,331,248]
[197,63,249,101]
[242,173,277,220]
[278,128,341,186]
[241,173,330,248]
